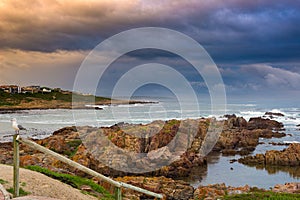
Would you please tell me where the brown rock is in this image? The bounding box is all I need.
[265,112,285,117]
[115,176,194,200]
[272,182,300,193]
[247,117,284,131]
[20,154,42,166]
[194,183,250,200]
[227,117,247,128]
[239,144,300,167]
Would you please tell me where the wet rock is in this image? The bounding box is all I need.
[269,142,289,146]
[258,142,265,145]
[247,117,284,131]
[238,153,266,165]
[224,114,236,119]
[265,112,285,117]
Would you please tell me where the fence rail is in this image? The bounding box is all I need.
[13,134,164,199]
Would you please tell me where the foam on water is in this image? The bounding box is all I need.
[0,102,299,141]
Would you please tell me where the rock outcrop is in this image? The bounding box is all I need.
[247,117,284,131]
[194,183,251,200]
[115,176,194,200]
[0,115,290,200]
[214,116,285,155]
[272,182,300,193]
[0,116,287,178]
[239,143,300,166]
[264,112,285,117]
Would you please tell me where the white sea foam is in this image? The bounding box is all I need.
[283,141,300,144]
[0,102,299,139]
[238,111,265,121]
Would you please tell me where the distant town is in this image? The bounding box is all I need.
[0,85,70,95]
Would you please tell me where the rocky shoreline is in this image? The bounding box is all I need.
[0,100,157,113]
[239,143,300,166]
[0,115,299,199]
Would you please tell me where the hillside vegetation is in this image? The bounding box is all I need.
[0,90,111,109]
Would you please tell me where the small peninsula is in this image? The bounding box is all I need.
[0,85,149,111]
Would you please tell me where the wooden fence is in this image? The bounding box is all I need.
[13,134,164,199]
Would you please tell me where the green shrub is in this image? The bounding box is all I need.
[25,165,113,199]
[7,187,30,196]
[223,191,300,200]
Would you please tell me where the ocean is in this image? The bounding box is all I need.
[0,98,299,188]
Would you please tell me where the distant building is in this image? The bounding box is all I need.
[42,88,52,93]
[22,86,41,93]
[0,85,41,94]
[0,85,21,94]
[0,85,61,94]
[53,88,62,92]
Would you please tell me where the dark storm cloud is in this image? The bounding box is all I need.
[175,1,300,64]
[0,0,299,63]
[0,0,299,100]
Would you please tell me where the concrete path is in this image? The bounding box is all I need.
[0,165,97,200]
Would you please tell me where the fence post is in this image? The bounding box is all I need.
[115,186,122,200]
[18,137,164,199]
[13,134,20,197]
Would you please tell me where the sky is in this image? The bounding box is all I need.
[0,0,300,105]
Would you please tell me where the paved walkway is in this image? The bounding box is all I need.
[0,190,4,200]
[12,196,60,200]
[0,183,10,200]
[0,165,97,200]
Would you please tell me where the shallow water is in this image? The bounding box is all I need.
[188,152,300,189]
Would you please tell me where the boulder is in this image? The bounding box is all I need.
[265,112,285,117]
[227,116,247,128]
[224,114,237,119]
[247,117,284,131]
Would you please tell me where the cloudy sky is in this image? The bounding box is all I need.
[0,0,299,105]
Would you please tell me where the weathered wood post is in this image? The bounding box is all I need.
[115,186,122,200]
[13,134,20,197]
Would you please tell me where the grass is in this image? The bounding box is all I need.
[223,191,300,200]
[0,90,111,106]
[7,187,30,196]
[0,178,8,184]
[25,165,114,199]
